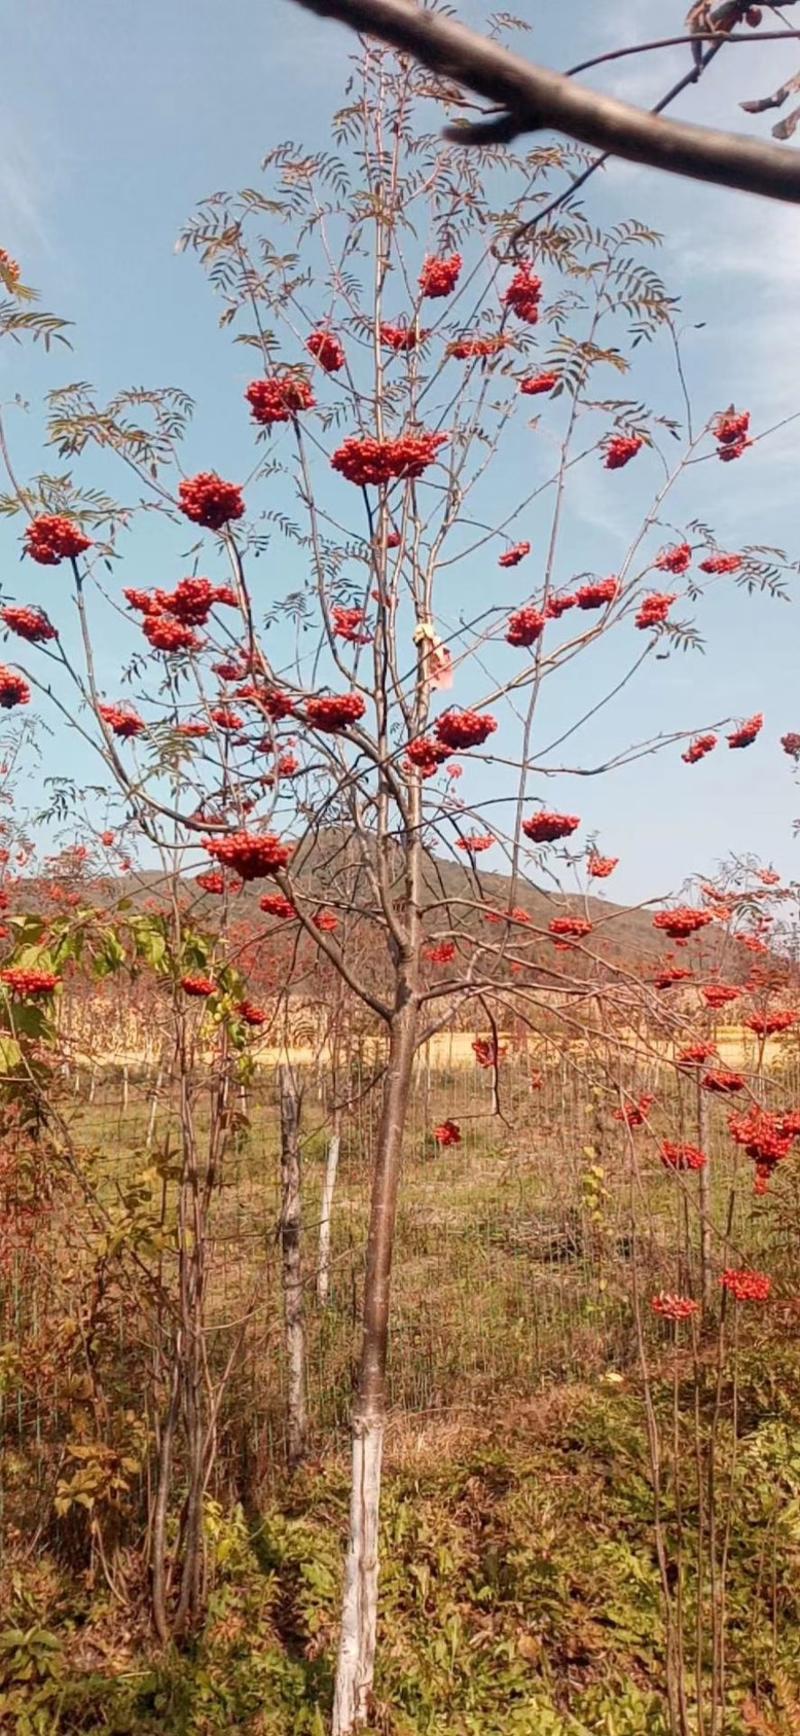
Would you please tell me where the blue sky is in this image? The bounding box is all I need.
[2,0,799,902]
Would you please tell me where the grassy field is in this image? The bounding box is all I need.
[34,1054,800,1440]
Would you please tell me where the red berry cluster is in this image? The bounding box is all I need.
[720,1268,770,1302]
[473,1037,506,1068]
[549,915,592,940]
[176,721,211,739]
[404,737,450,779]
[204,831,294,879]
[123,588,161,616]
[178,472,245,529]
[653,907,714,941]
[435,709,497,751]
[154,577,235,625]
[702,1069,746,1094]
[245,374,315,424]
[331,432,447,486]
[306,329,345,372]
[506,606,545,647]
[425,941,456,965]
[677,1041,717,1065]
[0,606,57,643]
[661,1142,707,1172]
[332,605,372,644]
[498,541,531,568]
[545,592,577,619]
[604,435,643,470]
[614,1094,654,1128]
[728,713,763,749]
[434,1118,462,1146]
[209,707,244,732]
[702,983,740,1009]
[448,334,506,360]
[587,854,618,878]
[656,543,692,575]
[313,909,339,932]
[746,1009,798,1035]
[214,666,247,688]
[652,1293,699,1322]
[0,967,60,997]
[0,668,30,709]
[682,734,717,765]
[24,514,92,565]
[379,323,425,352]
[419,254,462,298]
[636,592,676,630]
[781,732,800,758]
[260,688,296,721]
[98,702,146,739]
[714,409,750,462]
[503,264,543,324]
[456,834,495,853]
[575,578,620,610]
[181,975,217,998]
[728,1109,796,1186]
[699,552,742,574]
[260,892,297,920]
[306,692,366,733]
[238,1000,268,1026]
[654,966,693,990]
[519,370,558,396]
[523,811,580,844]
[143,615,203,655]
[195,871,226,895]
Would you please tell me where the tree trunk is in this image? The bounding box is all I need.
[697,1074,712,1311]
[279,1066,307,1469]
[150,1353,180,1642]
[332,1000,418,1734]
[317,1128,340,1307]
[173,1078,210,1638]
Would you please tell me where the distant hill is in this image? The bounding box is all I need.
[23,828,668,970]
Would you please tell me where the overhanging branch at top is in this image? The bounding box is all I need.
[285,0,800,205]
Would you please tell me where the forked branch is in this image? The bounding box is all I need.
[286,0,800,204]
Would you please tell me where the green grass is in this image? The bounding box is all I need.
[4,1369,800,1733]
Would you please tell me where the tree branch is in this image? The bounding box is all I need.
[285,0,800,204]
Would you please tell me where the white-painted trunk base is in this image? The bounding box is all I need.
[332,1415,384,1736]
[317,1133,340,1307]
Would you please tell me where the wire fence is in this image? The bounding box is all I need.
[5,1037,799,1529]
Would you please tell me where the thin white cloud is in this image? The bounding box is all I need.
[0,120,55,255]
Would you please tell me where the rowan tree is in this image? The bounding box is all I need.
[1,21,798,1730]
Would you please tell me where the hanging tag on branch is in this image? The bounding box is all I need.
[413,619,452,690]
